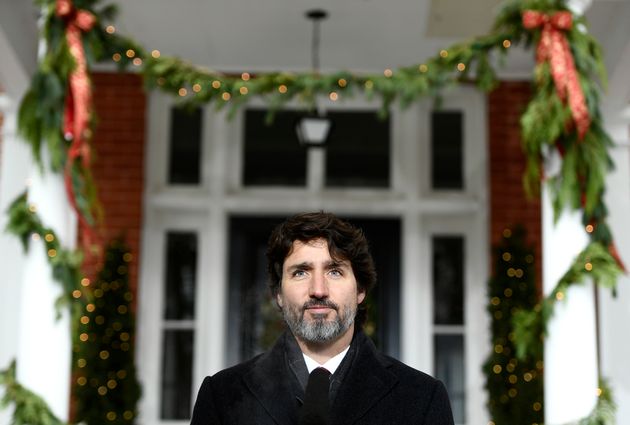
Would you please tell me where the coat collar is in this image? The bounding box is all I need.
[242,332,303,425]
[330,330,398,424]
[243,330,398,425]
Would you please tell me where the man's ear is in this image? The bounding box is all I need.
[357,289,366,305]
[276,293,283,308]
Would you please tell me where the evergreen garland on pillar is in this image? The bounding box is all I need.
[483,226,544,425]
[72,240,141,424]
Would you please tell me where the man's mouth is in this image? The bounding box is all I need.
[305,305,333,313]
[303,301,337,314]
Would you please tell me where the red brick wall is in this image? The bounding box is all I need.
[488,81,542,288]
[82,73,146,294]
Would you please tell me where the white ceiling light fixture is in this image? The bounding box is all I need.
[295,9,333,147]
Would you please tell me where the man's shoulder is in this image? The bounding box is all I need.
[378,353,439,384]
[210,352,265,383]
[355,332,440,387]
[208,332,290,386]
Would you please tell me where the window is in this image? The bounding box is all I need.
[168,107,203,184]
[160,232,198,420]
[325,111,390,188]
[431,111,463,190]
[432,236,466,423]
[242,108,390,188]
[243,110,308,186]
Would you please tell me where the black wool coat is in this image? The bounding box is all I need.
[190,330,454,425]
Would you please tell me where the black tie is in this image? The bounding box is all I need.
[299,367,331,425]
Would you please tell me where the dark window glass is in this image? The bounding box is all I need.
[434,334,465,423]
[169,107,202,184]
[325,111,390,187]
[227,216,288,362]
[243,110,307,186]
[160,330,194,420]
[431,111,463,189]
[433,236,464,325]
[164,232,197,320]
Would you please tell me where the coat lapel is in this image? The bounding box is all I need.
[330,332,398,424]
[242,333,303,425]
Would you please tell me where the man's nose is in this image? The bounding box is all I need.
[309,271,329,298]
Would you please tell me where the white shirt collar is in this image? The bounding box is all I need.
[302,345,351,375]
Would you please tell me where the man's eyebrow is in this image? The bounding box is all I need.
[286,261,313,271]
[325,259,350,269]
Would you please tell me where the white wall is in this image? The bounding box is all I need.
[601,131,630,425]
[600,20,630,424]
[0,20,31,425]
[1,15,74,422]
[0,94,30,425]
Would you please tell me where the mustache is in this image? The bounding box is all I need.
[302,299,339,311]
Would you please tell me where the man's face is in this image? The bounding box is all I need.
[276,238,366,344]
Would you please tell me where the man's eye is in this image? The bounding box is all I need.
[328,269,342,277]
[292,270,307,277]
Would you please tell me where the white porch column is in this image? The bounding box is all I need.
[542,157,598,424]
[0,19,33,425]
[14,148,77,421]
[542,3,599,423]
[599,29,630,423]
[1,8,77,421]
[0,96,30,425]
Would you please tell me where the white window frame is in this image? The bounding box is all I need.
[137,87,488,425]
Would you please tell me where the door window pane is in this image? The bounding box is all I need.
[164,232,197,320]
[243,110,307,186]
[432,235,465,423]
[169,107,202,184]
[431,111,463,190]
[433,236,464,325]
[325,111,390,188]
[161,330,194,420]
[435,334,465,423]
[161,231,198,420]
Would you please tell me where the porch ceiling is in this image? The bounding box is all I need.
[2,0,630,86]
[113,0,533,75]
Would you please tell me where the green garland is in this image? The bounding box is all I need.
[5,191,83,315]
[0,361,67,425]
[576,380,616,425]
[513,241,622,359]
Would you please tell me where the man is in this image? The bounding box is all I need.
[190,211,454,424]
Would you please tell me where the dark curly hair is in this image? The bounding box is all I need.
[266,211,377,324]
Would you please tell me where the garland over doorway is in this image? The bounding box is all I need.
[2,0,625,423]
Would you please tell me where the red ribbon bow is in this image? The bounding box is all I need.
[56,0,99,249]
[523,10,590,139]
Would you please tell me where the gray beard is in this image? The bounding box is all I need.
[281,299,356,343]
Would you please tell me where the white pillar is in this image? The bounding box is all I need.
[600,106,630,425]
[542,152,598,424]
[0,95,30,425]
[541,6,600,421]
[599,139,630,425]
[15,147,77,421]
[0,17,32,425]
[598,10,630,422]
